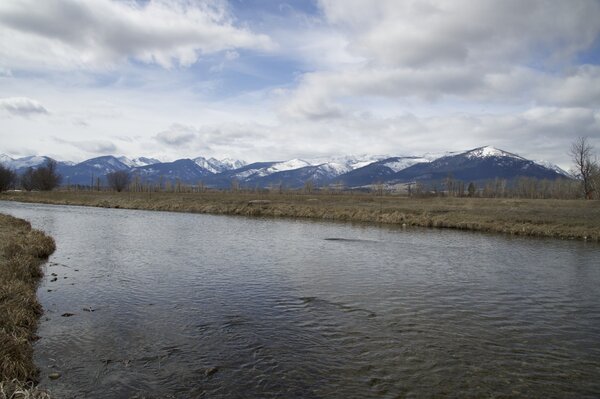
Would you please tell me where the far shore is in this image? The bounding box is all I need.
[2,190,599,242]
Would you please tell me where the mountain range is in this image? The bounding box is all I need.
[0,146,572,189]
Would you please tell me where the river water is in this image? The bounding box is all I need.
[1,201,599,398]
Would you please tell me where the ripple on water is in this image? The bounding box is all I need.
[0,201,599,398]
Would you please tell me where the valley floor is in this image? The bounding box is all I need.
[2,191,599,242]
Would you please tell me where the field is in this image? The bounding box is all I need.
[0,214,55,398]
[2,190,599,241]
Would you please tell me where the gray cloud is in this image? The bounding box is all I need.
[0,0,275,70]
[0,97,48,116]
[54,137,117,153]
[155,124,197,146]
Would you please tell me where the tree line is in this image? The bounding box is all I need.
[0,160,61,192]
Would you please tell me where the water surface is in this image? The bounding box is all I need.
[1,201,599,398]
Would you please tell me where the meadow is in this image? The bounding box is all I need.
[2,190,599,241]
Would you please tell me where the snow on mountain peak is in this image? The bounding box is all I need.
[383,157,430,172]
[193,156,247,173]
[7,156,49,169]
[535,160,572,177]
[307,155,388,172]
[118,156,160,168]
[0,154,14,165]
[219,158,246,170]
[465,146,524,160]
[267,159,311,173]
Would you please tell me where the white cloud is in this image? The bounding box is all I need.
[0,0,275,70]
[318,0,599,67]
[280,1,600,118]
[0,97,48,116]
[224,50,239,61]
[0,0,597,170]
[535,65,600,108]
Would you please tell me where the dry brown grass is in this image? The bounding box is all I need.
[0,380,51,399]
[2,190,600,241]
[0,214,55,397]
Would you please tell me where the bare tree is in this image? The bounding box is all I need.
[0,164,17,191]
[570,137,597,199]
[20,167,35,191]
[230,178,240,192]
[303,179,314,194]
[27,160,61,191]
[106,170,130,192]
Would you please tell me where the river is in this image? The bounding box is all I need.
[1,201,599,398]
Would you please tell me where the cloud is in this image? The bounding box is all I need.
[0,0,275,70]
[0,97,48,116]
[280,1,600,118]
[155,124,197,146]
[54,137,117,154]
[224,50,239,61]
[535,65,600,108]
[318,0,600,67]
[154,121,268,151]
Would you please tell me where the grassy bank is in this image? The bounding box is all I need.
[0,214,55,399]
[2,190,599,241]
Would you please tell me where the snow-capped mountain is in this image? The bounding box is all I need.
[117,156,161,168]
[193,156,247,174]
[56,156,130,185]
[210,156,386,188]
[381,157,431,172]
[1,147,573,188]
[464,146,525,160]
[339,156,430,187]
[390,146,566,184]
[535,160,572,178]
[0,155,55,171]
[306,155,388,175]
[262,159,313,175]
[134,159,213,182]
[219,158,246,171]
[76,156,130,173]
[0,154,13,165]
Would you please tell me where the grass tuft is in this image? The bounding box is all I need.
[0,380,50,399]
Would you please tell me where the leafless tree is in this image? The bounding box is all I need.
[230,178,240,192]
[20,167,35,191]
[106,170,130,192]
[303,179,314,194]
[570,137,597,199]
[0,164,17,191]
[27,160,61,191]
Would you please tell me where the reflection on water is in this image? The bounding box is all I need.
[1,200,599,398]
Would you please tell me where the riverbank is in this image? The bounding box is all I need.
[2,191,599,241]
[0,214,55,399]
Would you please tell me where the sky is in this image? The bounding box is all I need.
[1,0,599,168]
